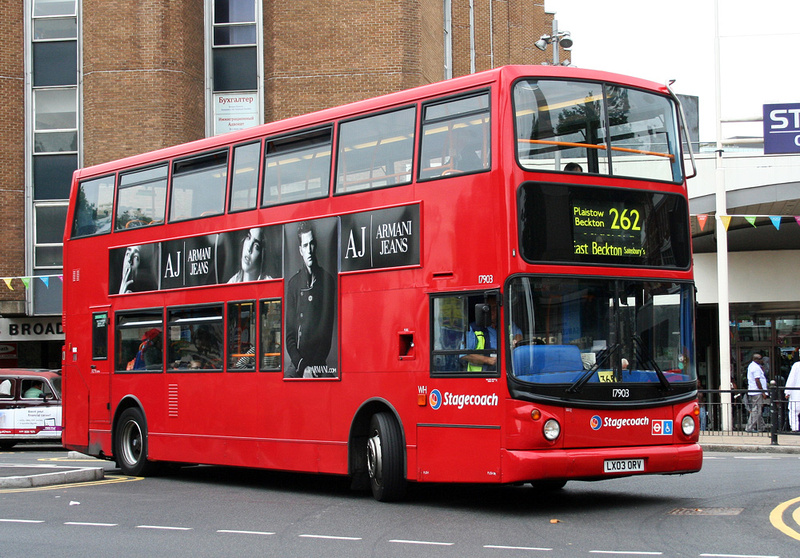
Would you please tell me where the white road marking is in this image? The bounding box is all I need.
[136,524,192,531]
[299,534,362,541]
[217,529,275,536]
[484,544,553,551]
[390,539,454,546]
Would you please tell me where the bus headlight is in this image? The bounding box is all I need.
[681,415,696,436]
[543,419,561,441]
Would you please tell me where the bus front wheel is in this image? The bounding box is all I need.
[366,412,406,502]
[115,407,156,476]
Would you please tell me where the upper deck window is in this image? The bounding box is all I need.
[115,165,168,230]
[419,92,490,180]
[170,150,229,222]
[228,141,261,212]
[514,79,682,182]
[262,128,332,207]
[71,174,114,238]
[335,107,415,193]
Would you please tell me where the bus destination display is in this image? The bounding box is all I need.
[572,200,645,259]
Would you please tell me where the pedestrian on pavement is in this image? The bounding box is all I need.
[785,359,800,432]
[746,353,768,432]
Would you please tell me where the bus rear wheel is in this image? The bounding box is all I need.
[366,412,406,502]
[115,407,156,476]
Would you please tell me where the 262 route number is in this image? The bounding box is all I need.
[609,208,641,231]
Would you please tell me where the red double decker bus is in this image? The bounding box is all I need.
[62,65,701,501]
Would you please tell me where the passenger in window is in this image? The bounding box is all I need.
[448,128,485,173]
[228,228,273,283]
[191,325,221,369]
[461,296,521,372]
[23,381,44,399]
[564,162,583,172]
[128,328,162,371]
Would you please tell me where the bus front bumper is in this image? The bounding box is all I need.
[501,443,703,484]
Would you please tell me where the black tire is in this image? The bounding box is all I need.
[115,407,156,476]
[366,412,406,502]
[0,441,17,450]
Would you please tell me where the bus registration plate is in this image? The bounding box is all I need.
[603,458,645,473]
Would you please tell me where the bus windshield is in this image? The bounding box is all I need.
[514,79,682,182]
[508,277,695,386]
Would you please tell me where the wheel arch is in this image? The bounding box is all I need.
[111,395,147,458]
[348,398,407,480]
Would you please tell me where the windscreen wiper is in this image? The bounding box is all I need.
[567,343,620,393]
[632,335,671,391]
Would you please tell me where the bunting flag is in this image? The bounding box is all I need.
[0,275,63,292]
[690,214,800,231]
[696,214,708,231]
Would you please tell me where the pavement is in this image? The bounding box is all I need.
[1,435,798,489]
[0,454,106,489]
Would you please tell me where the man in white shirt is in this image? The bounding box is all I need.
[746,353,768,432]
[785,360,800,432]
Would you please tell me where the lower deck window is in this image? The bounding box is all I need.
[167,306,224,371]
[260,299,281,371]
[116,312,164,372]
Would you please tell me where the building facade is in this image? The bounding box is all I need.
[0,0,561,368]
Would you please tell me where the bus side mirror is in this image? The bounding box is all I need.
[475,303,491,329]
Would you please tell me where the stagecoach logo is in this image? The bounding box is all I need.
[590,415,652,430]
[428,388,498,410]
[429,389,443,410]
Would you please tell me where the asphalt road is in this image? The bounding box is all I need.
[0,446,798,557]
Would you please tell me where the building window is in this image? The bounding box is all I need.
[208,0,261,135]
[29,0,78,315]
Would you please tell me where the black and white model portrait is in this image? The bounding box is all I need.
[284,219,338,378]
[227,227,272,283]
[114,244,158,294]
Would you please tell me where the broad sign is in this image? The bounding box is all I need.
[763,103,800,154]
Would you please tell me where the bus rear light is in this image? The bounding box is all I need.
[681,415,696,436]
[543,419,560,441]
[531,409,541,421]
